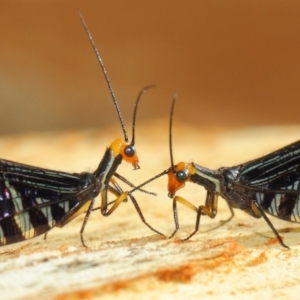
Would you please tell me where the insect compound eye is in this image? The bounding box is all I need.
[176,170,189,182]
[124,145,136,157]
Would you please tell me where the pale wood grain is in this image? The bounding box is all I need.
[1,123,300,300]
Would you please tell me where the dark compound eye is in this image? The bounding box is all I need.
[176,170,189,182]
[124,145,136,157]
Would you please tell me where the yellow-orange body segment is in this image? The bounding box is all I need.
[168,162,196,196]
[110,139,139,168]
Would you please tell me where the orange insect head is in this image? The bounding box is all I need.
[110,139,139,169]
[168,162,193,198]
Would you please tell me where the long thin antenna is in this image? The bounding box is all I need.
[169,95,177,172]
[79,13,129,142]
[128,94,177,194]
[128,169,169,194]
[131,85,156,145]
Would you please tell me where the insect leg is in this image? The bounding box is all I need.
[182,191,219,240]
[90,184,125,214]
[99,177,131,212]
[80,197,97,247]
[201,200,234,233]
[220,204,234,224]
[168,195,198,239]
[100,175,155,213]
[251,200,289,249]
[114,172,156,196]
[100,186,164,236]
[128,193,164,236]
[110,177,128,202]
[90,175,148,214]
[169,191,219,240]
[100,184,126,216]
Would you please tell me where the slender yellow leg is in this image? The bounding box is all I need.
[170,191,219,240]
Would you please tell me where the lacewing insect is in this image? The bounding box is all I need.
[0,15,162,247]
[131,96,300,248]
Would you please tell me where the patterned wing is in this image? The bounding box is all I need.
[228,180,300,223]
[0,159,95,245]
[254,189,300,223]
[235,140,300,191]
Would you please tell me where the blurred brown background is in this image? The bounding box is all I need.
[1,1,300,135]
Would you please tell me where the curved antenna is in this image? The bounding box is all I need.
[79,13,129,142]
[131,85,156,145]
[126,94,177,194]
[169,94,177,172]
[128,169,170,194]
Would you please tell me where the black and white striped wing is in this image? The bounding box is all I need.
[231,140,300,222]
[0,159,94,245]
[235,140,300,190]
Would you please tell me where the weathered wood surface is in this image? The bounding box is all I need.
[1,123,300,300]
